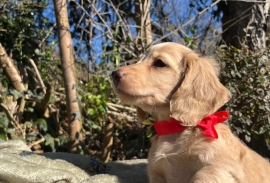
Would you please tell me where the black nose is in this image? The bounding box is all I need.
[111,69,125,85]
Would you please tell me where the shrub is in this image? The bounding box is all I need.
[217,45,270,157]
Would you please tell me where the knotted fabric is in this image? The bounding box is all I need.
[153,111,229,139]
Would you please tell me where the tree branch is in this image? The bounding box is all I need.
[0,43,25,92]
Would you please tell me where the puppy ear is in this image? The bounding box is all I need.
[170,53,231,126]
[136,107,147,123]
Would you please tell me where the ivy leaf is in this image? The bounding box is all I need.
[0,113,9,130]
[26,132,38,141]
[58,135,69,145]
[26,107,34,112]
[91,123,99,129]
[6,128,15,139]
[44,134,55,152]
[7,19,15,27]
[184,36,191,42]
[142,119,152,125]
[258,127,267,135]
[146,128,153,138]
[9,89,24,100]
[87,109,95,116]
[35,118,48,132]
[0,133,6,140]
[244,135,251,142]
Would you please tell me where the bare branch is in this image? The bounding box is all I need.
[1,103,25,139]
[28,137,45,148]
[0,43,25,92]
[152,0,222,45]
[28,59,46,94]
[38,23,56,48]
[107,102,136,112]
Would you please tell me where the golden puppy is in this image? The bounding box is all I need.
[111,42,270,183]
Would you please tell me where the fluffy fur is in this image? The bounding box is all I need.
[111,42,270,183]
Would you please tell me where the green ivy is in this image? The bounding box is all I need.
[218,45,270,157]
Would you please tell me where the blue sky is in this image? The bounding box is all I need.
[41,0,221,65]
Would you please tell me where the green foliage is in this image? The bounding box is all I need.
[184,26,198,49]
[0,112,9,140]
[0,0,50,61]
[0,0,62,150]
[34,118,48,133]
[81,76,111,123]
[218,45,270,156]
[142,118,154,138]
[9,89,24,100]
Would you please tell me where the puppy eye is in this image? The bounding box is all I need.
[154,59,166,67]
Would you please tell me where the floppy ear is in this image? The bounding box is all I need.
[170,53,231,126]
[136,106,147,123]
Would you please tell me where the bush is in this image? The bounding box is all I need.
[218,45,270,157]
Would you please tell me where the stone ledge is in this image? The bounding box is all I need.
[90,159,148,183]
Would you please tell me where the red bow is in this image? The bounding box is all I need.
[153,111,229,139]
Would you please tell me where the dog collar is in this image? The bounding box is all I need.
[153,111,229,139]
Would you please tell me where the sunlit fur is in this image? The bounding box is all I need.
[111,42,270,183]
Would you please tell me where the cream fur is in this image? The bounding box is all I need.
[111,42,270,183]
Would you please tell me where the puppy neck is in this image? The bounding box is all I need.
[153,111,229,139]
[152,111,171,121]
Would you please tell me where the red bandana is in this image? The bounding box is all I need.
[153,111,229,139]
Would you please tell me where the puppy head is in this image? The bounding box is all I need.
[169,52,231,126]
[111,42,231,125]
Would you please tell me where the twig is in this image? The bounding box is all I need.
[107,110,135,121]
[28,137,45,148]
[107,102,136,112]
[40,83,54,117]
[18,96,26,122]
[107,104,118,111]
[221,0,270,2]
[107,0,133,41]
[1,103,17,127]
[28,58,46,94]
[152,0,222,45]
[72,1,137,57]
[222,14,250,34]
[38,23,56,48]
[0,43,25,92]
[54,91,66,98]
[0,103,25,139]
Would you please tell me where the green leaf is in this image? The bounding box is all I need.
[26,90,35,97]
[7,19,14,27]
[87,109,95,116]
[6,128,15,138]
[26,132,38,141]
[142,119,152,125]
[146,128,153,138]
[258,127,266,135]
[91,123,99,129]
[244,135,251,142]
[184,36,191,42]
[9,89,24,100]
[191,27,196,34]
[26,107,34,112]
[44,134,54,146]
[58,135,69,145]
[114,131,119,137]
[35,118,48,132]
[0,133,6,140]
[0,113,9,129]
